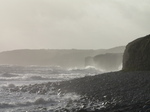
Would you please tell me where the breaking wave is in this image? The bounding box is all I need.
[0,98,57,108]
[0,65,103,112]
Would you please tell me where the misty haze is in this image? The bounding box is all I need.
[0,0,150,112]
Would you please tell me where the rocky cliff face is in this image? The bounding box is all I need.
[123,34,150,71]
[93,53,123,71]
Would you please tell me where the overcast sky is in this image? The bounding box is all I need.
[0,0,149,51]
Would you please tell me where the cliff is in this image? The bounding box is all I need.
[0,46,125,68]
[93,53,123,71]
[123,34,150,71]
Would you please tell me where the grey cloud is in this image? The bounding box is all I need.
[112,0,150,31]
[0,0,149,51]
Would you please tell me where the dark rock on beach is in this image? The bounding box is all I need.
[55,71,150,112]
[9,71,150,112]
[123,34,150,71]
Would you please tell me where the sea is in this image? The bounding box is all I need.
[0,65,103,112]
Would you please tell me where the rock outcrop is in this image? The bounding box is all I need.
[93,53,123,71]
[123,34,150,71]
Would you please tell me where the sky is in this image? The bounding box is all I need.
[0,0,149,51]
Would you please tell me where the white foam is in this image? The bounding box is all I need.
[0,65,103,112]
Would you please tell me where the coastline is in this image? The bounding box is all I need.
[55,71,150,112]
[9,71,150,111]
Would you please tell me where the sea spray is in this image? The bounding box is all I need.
[0,65,102,112]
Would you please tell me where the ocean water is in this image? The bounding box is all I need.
[0,65,102,112]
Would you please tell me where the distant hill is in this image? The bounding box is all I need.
[0,46,125,68]
[100,46,125,54]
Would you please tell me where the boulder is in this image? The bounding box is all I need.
[122,34,150,71]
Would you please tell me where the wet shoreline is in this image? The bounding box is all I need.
[9,71,150,111]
